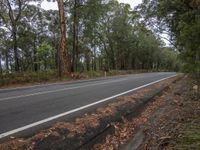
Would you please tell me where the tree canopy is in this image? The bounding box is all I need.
[138,0,200,78]
[0,0,181,78]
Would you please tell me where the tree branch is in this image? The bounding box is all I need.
[6,0,15,26]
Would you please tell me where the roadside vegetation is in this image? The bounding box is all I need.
[0,0,180,87]
[138,0,200,81]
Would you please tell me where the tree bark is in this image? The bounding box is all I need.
[93,46,97,71]
[6,0,22,72]
[33,36,38,72]
[0,54,2,74]
[57,0,69,77]
[5,52,9,71]
[75,24,79,71]
[53,33,58,70]
[109,44,115,70]
[13,26,20,71]
[85,49,90,71]
[72,0,79,72]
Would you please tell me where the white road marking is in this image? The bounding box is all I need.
[0,78,128,101]
[0,74,177,139]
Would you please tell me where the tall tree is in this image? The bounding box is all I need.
[71,0,79,72]
[0,0,41,72]
[0,0,23,71]
[139,0,200,78]
[57,0,70,76]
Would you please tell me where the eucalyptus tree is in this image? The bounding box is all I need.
[0,28,6,73]
[82,0,106,71]
[56,0,70,76]
[17,5,49,71]
[0,0,41,71]
[0,13,13,72]
[110,3,136,69]
[138,0,200,77]
[64,0,84,72]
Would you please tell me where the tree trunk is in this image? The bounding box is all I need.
[196,50,200,80]
[85,50,90,71]
[33,36,38,72]
[93,46,97,71]
[0,54,2,74]
[75,25,79,71]
[6,0,21,72]
[53,33,58,70]
[13,26,20,72]
[72,0,79,72]
[5,52,9,71]
[57,0,69,77]
[108,41,116,70]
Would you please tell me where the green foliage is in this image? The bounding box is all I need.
[0,0,181,84]
[36,42,56,70]
[139,0,200,77]
[179,19,200,77]
[160,48,180,71]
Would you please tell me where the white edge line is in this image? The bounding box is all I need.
[0,74,177,139]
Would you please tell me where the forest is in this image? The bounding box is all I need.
[0,0,199,85]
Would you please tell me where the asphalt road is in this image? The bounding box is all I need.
[0,72,176,140]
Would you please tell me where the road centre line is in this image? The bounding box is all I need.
[0,74,177,139]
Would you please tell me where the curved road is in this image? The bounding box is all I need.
[0,72,176,140]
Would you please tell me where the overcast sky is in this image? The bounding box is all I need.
[41,0,142,10]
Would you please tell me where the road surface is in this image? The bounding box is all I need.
[0,72,176,140]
